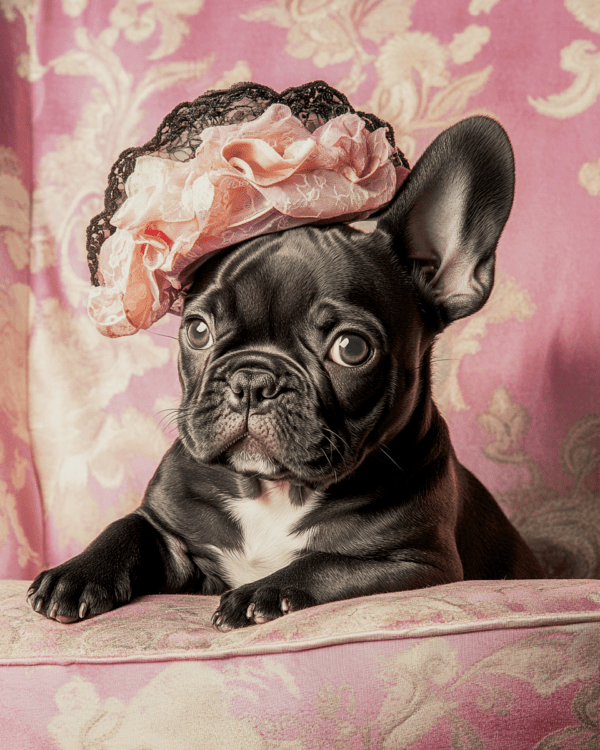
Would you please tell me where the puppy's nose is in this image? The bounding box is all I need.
[228,368,280,409]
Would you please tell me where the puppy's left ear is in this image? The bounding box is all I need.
[378,116,515,326]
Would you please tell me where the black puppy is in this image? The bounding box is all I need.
[28,116,544,629]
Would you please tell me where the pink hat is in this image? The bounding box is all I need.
[86,81,410,337]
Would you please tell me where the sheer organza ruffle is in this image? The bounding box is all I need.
[88,103,409,337]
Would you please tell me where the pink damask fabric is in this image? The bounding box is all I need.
[1,2,600,748]
[1,0,599,582]
[1,0,599,581]
[1,579,600,748]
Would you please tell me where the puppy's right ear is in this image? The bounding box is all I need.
[377,116,515,327]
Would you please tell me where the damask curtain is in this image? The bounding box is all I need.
[0,0,599,581]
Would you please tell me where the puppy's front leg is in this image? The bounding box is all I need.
[214,551,460,629]
[28,511,176,623]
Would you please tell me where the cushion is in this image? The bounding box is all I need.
[2,579,599,748]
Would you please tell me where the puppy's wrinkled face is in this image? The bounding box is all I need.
[176,224,426,488]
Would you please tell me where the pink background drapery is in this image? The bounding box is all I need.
[2,0,598,582]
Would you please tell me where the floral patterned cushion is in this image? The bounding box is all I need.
[1,579,600,748]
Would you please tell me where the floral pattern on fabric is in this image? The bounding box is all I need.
[1,3,600,747]
[1,579,599,663]
[0,579,599,748]
[2,0,598,578]
[1,3,600,749]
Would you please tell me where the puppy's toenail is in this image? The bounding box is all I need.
[212,613,223,629]
[49,603,59,619]
[79,602,88,619]
[281,598,290,613]
[34,598,43,613]
[246,603,255,620]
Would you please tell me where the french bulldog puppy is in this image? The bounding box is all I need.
[28,116,544,629]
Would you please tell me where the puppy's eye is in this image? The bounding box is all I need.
[186,319,213,349]
[329,333,371,367]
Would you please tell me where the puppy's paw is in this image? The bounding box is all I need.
[27,558,131,624]
[212,582,316,630]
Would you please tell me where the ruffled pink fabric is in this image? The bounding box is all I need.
[88,104,410,337]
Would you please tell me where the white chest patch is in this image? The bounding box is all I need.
[217,481,320,588]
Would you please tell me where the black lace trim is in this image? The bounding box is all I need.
[86,80,409,286]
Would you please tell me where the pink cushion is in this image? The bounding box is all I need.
[2,579,600,747]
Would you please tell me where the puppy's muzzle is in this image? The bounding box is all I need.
[228,368,281,411]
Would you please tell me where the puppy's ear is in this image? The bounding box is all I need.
[378,116,515,326]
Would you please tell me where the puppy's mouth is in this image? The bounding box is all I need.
[220,432,251,453]
[221,431,267,455]
[184,392,352,486]
[219,432,286,479]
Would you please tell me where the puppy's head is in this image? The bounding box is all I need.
[177,117,514,488]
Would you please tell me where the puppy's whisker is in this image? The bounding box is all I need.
[155,406,189,433]
[320,448,338,483]
[322,427,350,452]
[156,415,178,432]
[163,418,181,431]
[148,331,180,341]
[320,431,339,460]
[379,445,405,475]
[321,432,347,469]
[321,431,340,456]
[156,408,181,420]
[156,404,200,438]
[322,428,352,469]
[319,447,334,470]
